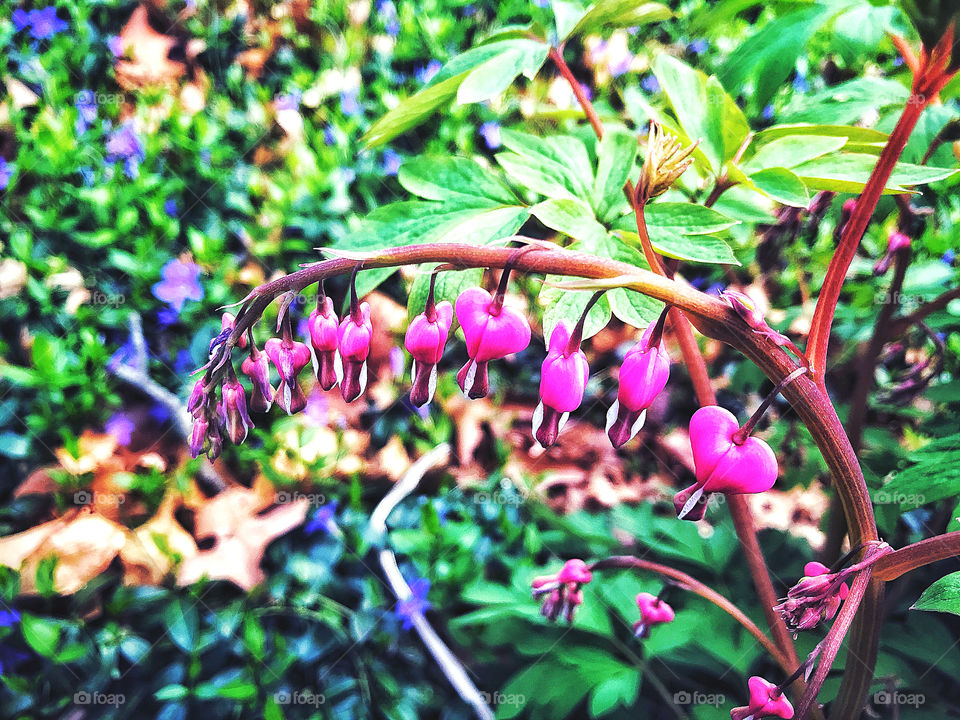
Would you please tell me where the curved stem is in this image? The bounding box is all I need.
[588,556,791,672]
[548,46,604,139]
[873,532,960,581]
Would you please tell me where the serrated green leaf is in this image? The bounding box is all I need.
[596,235,663,326]
[592,129,637,222]
[398,157,517,207]
[499,130,594,199]
[564,0,671,40]
[530,198,608,247]
[913,572,960,617]
[588,672,640,717]
[620,229,739,265]
[540,283,612,345]
[793,155,959,193]
[456,41,549,104]
[743,135,848,172]
[748,167,810,207]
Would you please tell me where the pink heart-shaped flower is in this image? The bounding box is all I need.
[455,287,531,361]
[689,406,778,494]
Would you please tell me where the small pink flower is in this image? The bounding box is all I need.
[674,405,778,520]
[606,322,670,448]
[187,378,205,415]
[338,301,373,403]
[532,559,592,623]
[241,346,274,412]
[633,592,674,638]
[774,561,851,631]
[874,230,911,275]
[534,320,590,447]
[221,373,253,444]
[265,337,312,415]
[308,296,340,391]
[189,415,209,458]
[405,300,453,407]
[221,312,247,349]
[455,286,531,399]
[730,676,793,720]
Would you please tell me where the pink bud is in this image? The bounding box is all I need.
[241,348,274,412]
[221,312,247,349]
[455,287,531,399]
[633,592,674,637]
[264,337,311,415]
[874,231,911,274]
[607,323,670,448]
[190,416,209,458]
[730,676,793,720]
[534,321,589,447]
[308,297,340,391]
[404,301,453,406]
[338,301,373,403]
[556,559,592,585]
[722,290,766,331]
[532,559,592,624]
[221,375,253,444]
[675,406,778,520]
[187,379,205,415]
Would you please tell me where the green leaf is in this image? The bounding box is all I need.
[874,433,960,507]
[20,613,61,658]
[719,5,835,108]
[592,129,637,222]
[407,267,485,322]
[748,167,810,207]
[164,599,199,653]
[499,130,594,199]
[540,284,612,344]
[588,672,640,717]
[913,572,960,617]
[642,202,738,235]
[564,0,671,40]
[711,75,751,164]
[398,157,517,207]
[743,135,848,172]
[362,73,465,148]
[456,40,549,105]
[779,77,910,126]
[530,198,608,247]
[792,155,959,193]
[596,235,663,326]
[753,124,889,146]
[620,229,739,265]
[653,55,725,172]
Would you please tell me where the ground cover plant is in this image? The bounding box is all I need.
[1,0,959,719]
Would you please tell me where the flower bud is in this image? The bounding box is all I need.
[404,300,453,407]
[637,122,697,202]
[241,347,274,412]
[264,337,311,415]
[534,320,589,447]
[221,312,247,349]
[874,231,911,275]
[221,374,253,444]
[338,301,373,403]
[187,378,205,415]
[606,323,670,448]
[532,559,592,624]
[455,286,531,399]
[189,415,209,458]
[633,592,674,638]
[308,296,340,390]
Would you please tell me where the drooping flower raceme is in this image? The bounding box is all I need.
[607,319,670,448]
[674,405,778,520]
[532,559,592,624]
[730,676,794,720]
[633,592,674,638]
[308,295,340,391]
[404,277,453,407]
[535,320,589,448]
[774,560,853,633]
[455,286,531,399]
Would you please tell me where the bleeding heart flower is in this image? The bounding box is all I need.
[338,301,373,403]
[265,336,312,415]
[455,286,531,399]
[730,676,793,720]
[532,559,593,624]
[534,320,589,447]
[241,345,274,412]
[633,592,674,638]
[405,299,453,407]
[606,321,670,448]
[308,295,340,391]
[675,405,778,519]
[221,372,253,444]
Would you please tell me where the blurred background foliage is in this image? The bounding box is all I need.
[0,0,959,718]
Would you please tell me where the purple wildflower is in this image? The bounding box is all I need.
[105,121,145,179]
[303,386,329,425]
[0,607,20,627]
[762,104,775,121]
[152,259,204,313]
[12,9,30,30]
[792,72,809,94]
[381,148,402,176]
[75,91,97,135]
[323,126,336,145]
[688,39,708,54]
[0,158,13,191]
[395,578,431,630]
[304,500,339,535]
[942,249,955,265]
[641,75,660,93]
[341,90,362,117]
[164,198,178,218]
[479,122,501,149]
[107,35,125,57]
[377,0,400,37]
[105,413,135,446]
[415,59,442,84]
[18,7,68,40]
[275,90,302,111]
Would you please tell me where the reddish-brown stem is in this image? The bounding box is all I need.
[589,556,791,672]
[873,532,960,581]
[547,46,604,140]
[634,198,668,274]
[887,285,960,337]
